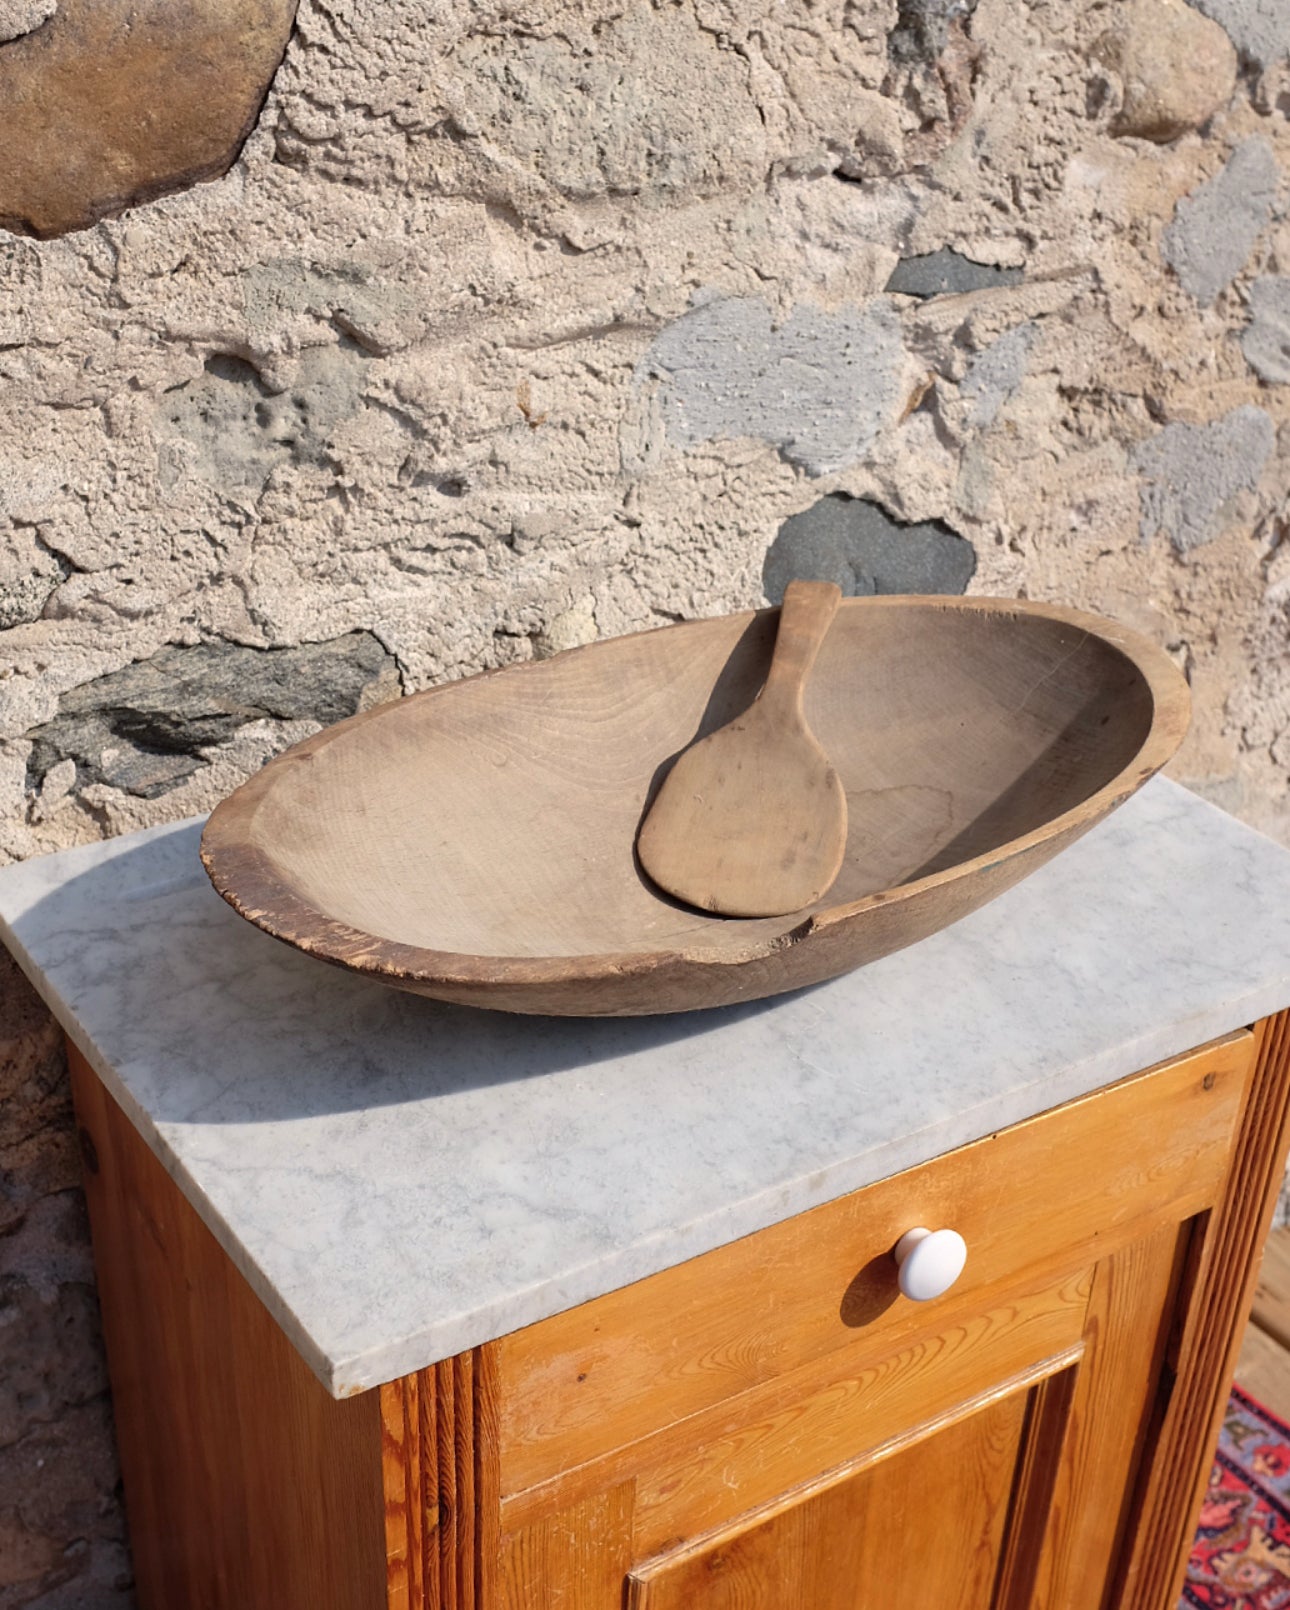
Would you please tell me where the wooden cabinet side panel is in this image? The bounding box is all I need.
[1117,1010,1290,1610]
[68,1045,387,1610]
[383,1370,432,1610]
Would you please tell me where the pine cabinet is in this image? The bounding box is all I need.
[70,1013,1290,1610]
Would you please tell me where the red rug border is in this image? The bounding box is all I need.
[1231,1381,1290,1442]
[1180,1379,1290,1610]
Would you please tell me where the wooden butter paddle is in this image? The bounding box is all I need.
[637,580,848,918]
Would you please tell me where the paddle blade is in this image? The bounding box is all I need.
[637,715,848,917]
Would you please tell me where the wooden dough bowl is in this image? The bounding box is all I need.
[201,597,1190,1017]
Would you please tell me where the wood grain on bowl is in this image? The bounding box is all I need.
[200,598,1191,1016]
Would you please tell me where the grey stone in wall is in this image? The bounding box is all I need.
[1243,276,1290,384]
[764,495,977,602]
[1134,404,1275,550]
[26,632,399,800]
[156,343,370,494]
[634,296,905,478]
[884,248,1023,299]
[888,0,980,65]
[0,526,66,630]
[1186,0,1290,68]
[962,322,1037,430]
[1162,137,1280,306]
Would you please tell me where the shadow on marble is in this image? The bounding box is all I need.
[12,820,808,1127]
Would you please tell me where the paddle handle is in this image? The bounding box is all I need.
[760,580,843,717]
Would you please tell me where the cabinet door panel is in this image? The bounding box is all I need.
[628,1387,1030,1610]
[1028,1221,1189,1606]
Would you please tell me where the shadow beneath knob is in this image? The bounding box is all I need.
[839,1251,901,1329]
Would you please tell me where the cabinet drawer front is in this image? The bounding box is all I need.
[498,1031,1253,1498]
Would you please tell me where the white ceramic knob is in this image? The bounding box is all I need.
[893,1227,968,1301]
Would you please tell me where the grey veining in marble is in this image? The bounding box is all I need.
[4,778,1290,1397]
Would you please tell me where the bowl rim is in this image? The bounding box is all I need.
[200,595,1192,992]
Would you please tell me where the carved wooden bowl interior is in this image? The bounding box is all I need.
[201,597,1190,1016]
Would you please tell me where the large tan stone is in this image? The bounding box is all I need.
[0,0,297,238]
[1093,0,1237,143]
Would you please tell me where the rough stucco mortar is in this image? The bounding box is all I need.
[0,0,1288,1599]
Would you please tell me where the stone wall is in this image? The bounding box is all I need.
[1,0,1288,1600]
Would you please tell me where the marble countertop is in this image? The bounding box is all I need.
[4,778,1290,1397]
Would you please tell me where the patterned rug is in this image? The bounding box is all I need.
[1183,1384,1290,1608]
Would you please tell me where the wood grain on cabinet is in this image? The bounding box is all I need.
[67,1044,387,1610]
[490,1029,1262,1610]
[381,1348,501,1610]
[500,1485,634,1610]
[1116,1008,1290,1610]
[1025,1220,1192,1605]
[507,1270,1091,1552]
[991,1363,1080,1609]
